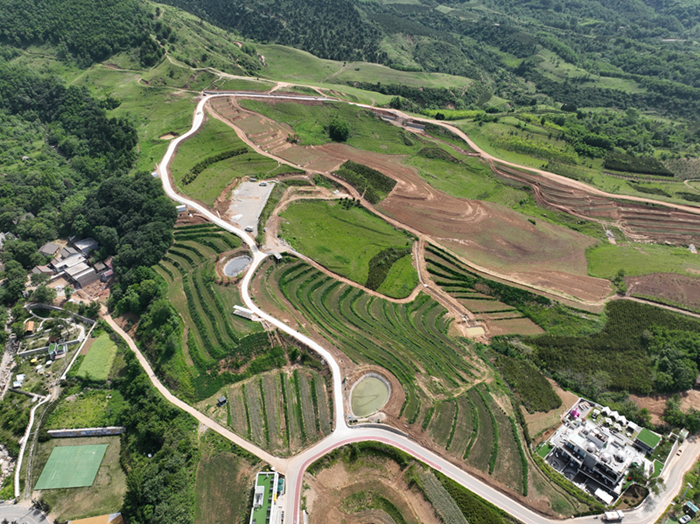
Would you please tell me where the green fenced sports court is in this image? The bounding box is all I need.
[35,444,108,489]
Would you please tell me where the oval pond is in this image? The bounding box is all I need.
[223,255,252,277]
[351,376,390,417]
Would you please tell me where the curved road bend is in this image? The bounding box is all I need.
[151,94,700,524]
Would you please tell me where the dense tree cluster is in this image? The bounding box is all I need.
[76,172,177,273]
[0,0,155,66]
[532,301,700,396]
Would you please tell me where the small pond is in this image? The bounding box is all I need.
[351,375,390,417]
[223,255,252,277]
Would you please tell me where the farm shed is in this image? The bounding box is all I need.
[39,242,60,257]
[72,237,99,255]
[25,321,35,334]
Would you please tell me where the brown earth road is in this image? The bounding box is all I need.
[391,113,700,217]
[101,310,288,471]
[206,98,615,312]
[206,100,486,323]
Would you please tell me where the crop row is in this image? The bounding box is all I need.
[225,369,332,454]
[275,261,477,425]
[183,147,248,185]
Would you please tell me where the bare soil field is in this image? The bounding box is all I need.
[79,337,96,356]
[305,457,440,524]
[626,272,700,313]
[630,389,700,425]
[494,164,700,246]
[488,318,545,336]
[308,143,611,302]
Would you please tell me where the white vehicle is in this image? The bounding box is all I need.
[679,516,691,524]
[259,182,267,187]
[603,511,624,522]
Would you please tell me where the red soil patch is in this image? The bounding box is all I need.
[312,143,611,302]
[626,272,700,313]
[79,337,95,356]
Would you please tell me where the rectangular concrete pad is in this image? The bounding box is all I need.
[35,444,108,490]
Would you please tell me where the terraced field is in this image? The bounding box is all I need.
[424,244,544,336]
[271,259,482,424]
[493,163,700,246]
[201,368,333,455]
[154,223,275,400]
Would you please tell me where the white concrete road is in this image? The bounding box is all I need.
[146,93,700,524]
[0,504,50,524]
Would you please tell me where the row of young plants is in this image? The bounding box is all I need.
[182,147,248,185]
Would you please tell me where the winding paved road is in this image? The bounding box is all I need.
[146,93,700,524]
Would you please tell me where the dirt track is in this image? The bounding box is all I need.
[206,97,617,310]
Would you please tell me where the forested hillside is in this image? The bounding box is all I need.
[156,0,700,118]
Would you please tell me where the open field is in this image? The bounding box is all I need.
[492,163,700,248]
[195,447,254,524]
[239,99,422,155]
[587,242,700,279]
[279,200,417,297]
[75,334,117,381]
[170,116,276,206]
[197,367,333,455]
[45,390,126,430]
[263,258,482,426]
[259,43,475,92]
[33,436,126,521]
[626,273,700,314]
[155,224,281,401]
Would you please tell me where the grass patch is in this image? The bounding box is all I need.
[587,242,700,279]
[279,200,416,296]
[45,390,127,430]
[240,99,420,155]
[76,334,117,381]
[170,117,276,206]
[194,432,258,524]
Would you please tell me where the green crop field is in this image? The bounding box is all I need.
[195,431,258,524]
[268,259,480,425]
[76,334,117,381]
[587,242,700,279]
[35,444,108,489]
[279,200,417,297]
[170,117,283,205]
[198,367,332,455]
[428,400,457,448]
[466,387,495,473]
[155,224,284,401]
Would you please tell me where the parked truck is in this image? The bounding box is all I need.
[603,510,624,521]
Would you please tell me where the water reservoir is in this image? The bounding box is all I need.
[223,255,252,277]
[351,375,390,417]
